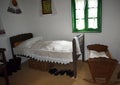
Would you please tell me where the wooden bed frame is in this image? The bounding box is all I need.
[9,33,85,78]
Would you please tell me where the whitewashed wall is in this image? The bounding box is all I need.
[0,0,120,63]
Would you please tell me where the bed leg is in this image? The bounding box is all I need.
[73,59,77,78]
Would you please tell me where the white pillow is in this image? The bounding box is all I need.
[89,50,109,58]
[16,36,43,48]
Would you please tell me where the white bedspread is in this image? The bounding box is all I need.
[14,40,74,64]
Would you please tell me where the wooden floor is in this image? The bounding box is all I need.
[0,60,120,85]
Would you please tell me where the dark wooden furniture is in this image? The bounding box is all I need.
[88,57,118,84]
[86,44,118,84]
[87,44,112,58]
[9,33,33,59]
[9,33,85,78]
[0,48,10,85]
[117,71,120,79]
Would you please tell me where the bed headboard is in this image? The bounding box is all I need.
[9,33,33,59]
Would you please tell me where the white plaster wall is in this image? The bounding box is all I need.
[0,0,32,60]
[0,0,120,62]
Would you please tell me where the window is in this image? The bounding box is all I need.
[71,0,102,33]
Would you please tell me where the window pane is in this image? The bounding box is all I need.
[88,19,97,29]
[75,0,85,30]
[88,8,97,17]
[88,0,98,8]
[76,10,84,18]
[76,0,85,19]
[75,0,85,10]
[76,19,85,30]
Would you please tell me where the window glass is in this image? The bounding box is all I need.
[88,0,98,7]
[72,0,102,33]
[88,19,97,29]
[76,19,85,30]
[88,8,97,17]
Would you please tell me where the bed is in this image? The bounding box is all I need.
[9,33,84,78]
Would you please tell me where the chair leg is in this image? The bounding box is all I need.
[73,60,77,78]
[4,68,10,85]
[117,71,120,79]
[92,76,96,83]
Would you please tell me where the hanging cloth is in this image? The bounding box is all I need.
[7,0,22,14]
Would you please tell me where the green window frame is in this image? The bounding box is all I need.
[71,0,102,33]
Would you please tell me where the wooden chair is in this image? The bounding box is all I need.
[0,48,10,85]
[85,44,118,84]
